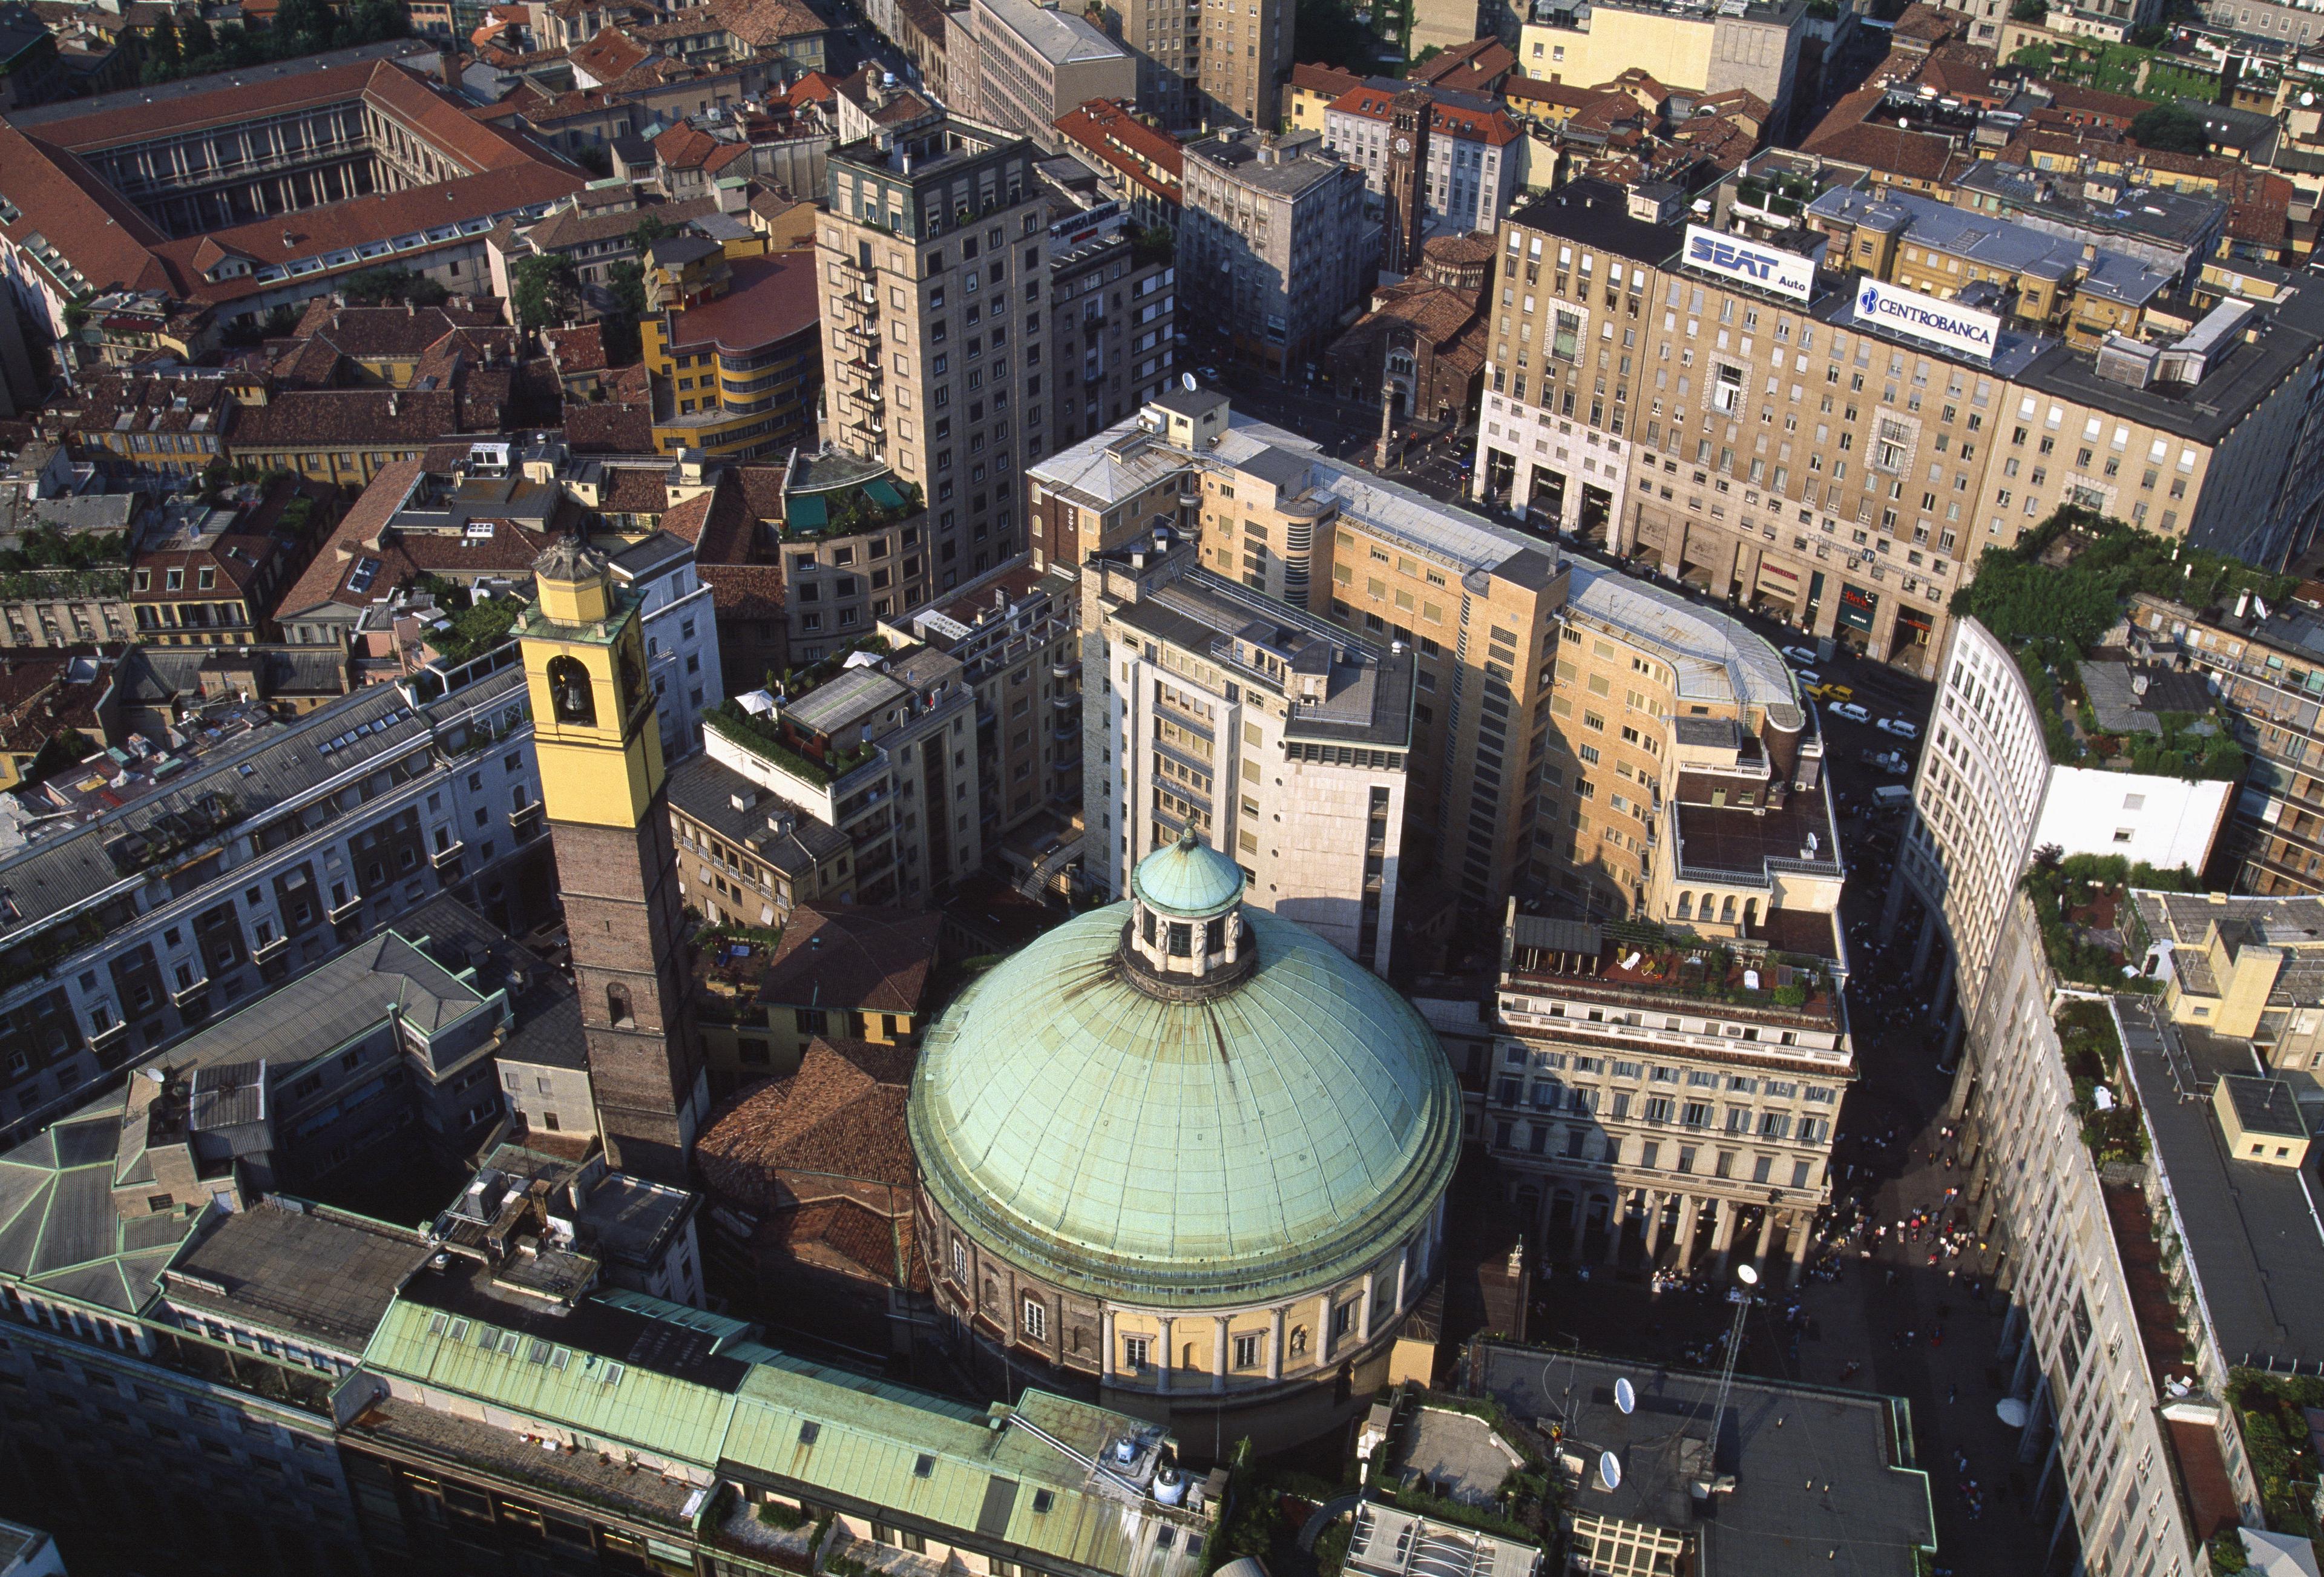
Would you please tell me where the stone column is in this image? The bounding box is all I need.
[1602,1194,1624,1265]
[1212,1317,1228,1394]
[1751,1207,1778,1266]
[1157,1315,1174,1395]
[1673,1194,1700,1269]
[1101,1309,1117,1378]
[1709,1198,1737,1276]
[1787,1213,1814,1287]
[1393,1241,1410,1313]
[1267,1307,1284,1380]
[1641,1192,1666,1258]
[1909,907,1940,978]
[1316,1292,1333,1363]
[1357,1272,1375,1341]
[1568,1195,1589,1260]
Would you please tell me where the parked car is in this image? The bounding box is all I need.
[1831,701,1872,724]
[1796,669,1822,691]
[1807,682,1855,703]
[1781,645,1818,665]
[1876,717,1921,740]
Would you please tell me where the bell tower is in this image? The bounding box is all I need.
[517,539,705,1184]
[1383,87,1431,276]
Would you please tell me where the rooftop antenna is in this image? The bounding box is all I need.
[1181,371,1198,392]
[1598,1451,1623,1491]
[1615,1376,1636,1415]
[1708,1263,1759,1452]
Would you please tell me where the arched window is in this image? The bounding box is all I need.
[1720,894,1736,923]
[1182,1342,1196,1369]
[1675,892,1693,919]
[606,983,634,1028]
[547,654,596,726]
[1204,917,1225,953]
[1744,898,1759,930]
[1288,1325,1309,1357]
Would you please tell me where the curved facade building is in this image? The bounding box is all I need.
[908,831,1461,1453]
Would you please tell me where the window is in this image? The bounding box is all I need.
[1233,1332,1261,1368]
[1021,1298,1045,1340]
[1122,1335,1150,1370]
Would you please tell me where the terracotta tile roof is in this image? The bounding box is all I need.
[695,1036,917,1200]
[543,323,608,373]
[1408,38,1514,93]
[563,401,653,455]
[275,456,426,616]
[1052,99,1183,203]
[1696,87,1772,123]
[0,645,122,757]
[523,194,718,252]
[289,302,507,362]
[753,903,940,1014]
[1500,75,1596,117]
[0,123,176,300]
[706,0,826,48]
[569,25,651,77]
[784,69,838,108]
[228,387,469,453]
[2038,79,2147,124]
[1327,81,1523,147]
[1422,231,1494,266]
[654,121,719,168]
[662,250,819,357]
[1290,61,1363,97]
[1804,116,1953,182]
[700,561,786,621]
[1890,1,1958,44]
[691,480,761,565]
[762,1197,907,1284]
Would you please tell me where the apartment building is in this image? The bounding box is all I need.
[1179,128,1373,378]
[965,0,1137,154]
[638,240,823,461]
[694,642,986,910]
[2125,590,2324,898]
[1321,79,1526,241]
[0,653,554,1147]
[1053,98,1186,229]
[1046,196,1178,447]
[692,900,940,1095]
[1042,386,1810,933]
[1192,0,1288,128]
[1085,543,1415,972]
[609,530,724,762]
[128,479,333,648]
[816,113,1051,594]
[887,555,1085,847]
[1478,881,1850,1284]
[1477,177,2324,675]
[1519,0,1814,130]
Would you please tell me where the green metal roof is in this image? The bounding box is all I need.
[908,903,1460,1309]
[786,495,829,530]
[1130,832,1246,919]
[358,1289,1210,1577]
[0,1115,204,1316]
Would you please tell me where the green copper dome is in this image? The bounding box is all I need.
[1132,828,1248,918]
[908,903,1462,1309]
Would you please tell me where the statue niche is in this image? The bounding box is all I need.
[547,655,597,726]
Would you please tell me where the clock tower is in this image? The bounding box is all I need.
[1382,87,1432,276]
[517,539,706,1184]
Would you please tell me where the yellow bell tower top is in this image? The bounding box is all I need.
[516,538,665,829]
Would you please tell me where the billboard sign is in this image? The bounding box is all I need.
[1682,225,1814,303]
[1853,278,2000,362]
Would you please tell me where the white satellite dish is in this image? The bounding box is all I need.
[1181,371,1198,391]
[1736,1263,1760,1287]
[1598,1452,1623,1491]
[1615,1377,1636,1415]
[1995,1397,2030,1428]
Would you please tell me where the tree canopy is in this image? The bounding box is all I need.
[2130,102,2210,154]
[510,255,582,332]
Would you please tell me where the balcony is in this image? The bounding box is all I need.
[508,799,542,828]
[327,894,363,924]
[1050,661,1074,681]
[87,1020,129,1059]
[254,934,289,963]
[168,975,210,1008]
[429,839,467,871]
[1051,691,1075,710]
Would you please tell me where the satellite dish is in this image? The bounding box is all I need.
[1181,371,1198,391]
[1615,1377,1636,1415]
[1996,1397,2031,1428]
[1736,1262,1760,1287]
[1598,1452,1623,1491]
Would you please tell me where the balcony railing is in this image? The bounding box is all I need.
[327,895,363,924]
[429,840,466,870]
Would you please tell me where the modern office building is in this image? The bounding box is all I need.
[816,112,1051,594]
[1886,616,2235,1053]
[908,832,1460,1451]
[965,0,1137,154]
[1085,544,1415,971]
[1474,175,2324,674]
[1178,128,1373,378]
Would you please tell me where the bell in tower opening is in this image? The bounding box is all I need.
[547,654,597,726]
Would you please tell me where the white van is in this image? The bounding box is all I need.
[1873,785,1913,810]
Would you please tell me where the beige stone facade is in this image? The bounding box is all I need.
[816,115,1050,598]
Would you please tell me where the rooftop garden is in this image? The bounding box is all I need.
[2226,1369,2324,1570]
[2004,36,2219,104]
[2055,997,2145,1165]
[2020,849,2188,992]
[0,527,128,597]
[1735,171,1817,218]
[782,480,924,541]
[1594,920,1831,1010]
[705,700,876,786]
[1951,507,2280,779]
